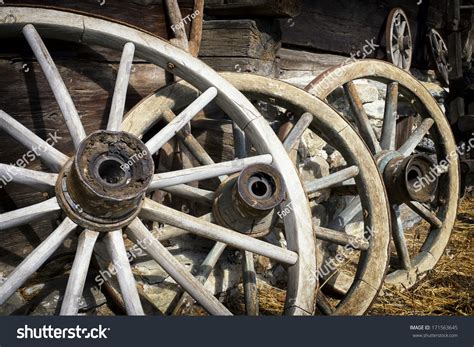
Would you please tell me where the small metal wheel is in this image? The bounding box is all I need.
[0,7,316,315]
[124,73,391,315]
[386,8,413,71]
[306,59,460,289]
[428,28,450,86]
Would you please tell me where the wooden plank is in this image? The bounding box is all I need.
[204,0,302,17]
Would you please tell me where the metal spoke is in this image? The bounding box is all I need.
[0,164,57,190]
[23,25,86,148]
[391,205,411,270]
[398,118,435,157]
[406,201,443,228]
[126,219,232,316]
[140,198,298,265]
[104,230,144,315]
[343,82,382,154]
[161,185,215,205]
[0,110,68,172]
[242,250,259,315]
[146,87,218,155]
[107,42,135,132]
[380,82,399,151]
[60,230,99,315]
[282,112,313,152]
[305,166,359,194]
[315,225,369,251]
[0,197,60,231]
[172,242,227,315]
[149,155,272,191]
[0,218,77,305]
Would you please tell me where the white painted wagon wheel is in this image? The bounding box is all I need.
[386,8,413,71]
[306,59,460,289]
[123,73,391,315]
[428,28,450,87]
[0,6,316,315]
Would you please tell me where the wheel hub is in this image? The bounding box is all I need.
[56,131,154,231]
[212,164,285,237]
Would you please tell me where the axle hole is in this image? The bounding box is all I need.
[407,167,421,185]
[98,159,126,185]
[251,181,269,197]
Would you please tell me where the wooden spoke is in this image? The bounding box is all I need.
[0,218,77,305]
[282,112,313,152]
[156,213,213,241]
[406,201,443,229]
[0,110,68,172]
[232,122,247,159]
[242,250,259,315]
[60,230,99,315]
[391,205,411,270]
[343,82,382,154]
[398,118,435,157]
[0,164,57,190]
[146,87,218,155]
[316,291,335,315]
[104,230,144,315]
[140,198,298,265]
[380,82,399,151]
[149,155,272,191]
[172,242,227,315]
[126,219,232,316]
[23,25,86,148]
[327,197,362,231]
[305,166,359,195]
[107,42,135,132]
[0,197,60,231]
[315,225,369,251]
[161,185,215,205]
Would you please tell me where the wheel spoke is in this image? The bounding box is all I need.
[149,155,272,191]
[161,185,215,205]
[23,25,86,148]
[316,291,334,315]
[327,197,362,231]
[232,122,247,159]
[104,230,144,315]
[399,21,407,36]
[172,241,227,315]
[0,164,57,190]
[146,87,218,155]
[305,166,359,194]
[406,201,442,228]
[283,112,313,152]
[397,118,435,157]
[242,250,259,315]
[126,219,232,316]
[107,42,135,132]
[315,225,369,251]
[60,230,99,315]
[0,197,60,231]
[0,218,77,305]
[0,110,68,172]
[391,205,411,270]
[140,198,298,265]
[380,82,399,151]
[343,82,382,154]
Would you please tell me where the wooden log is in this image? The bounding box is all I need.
[204,0,302,17]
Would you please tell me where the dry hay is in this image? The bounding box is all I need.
[369,195,473,316]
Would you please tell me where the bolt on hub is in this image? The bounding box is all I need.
[56,131,154,231]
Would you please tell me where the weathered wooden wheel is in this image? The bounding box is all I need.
[0,7,317,315]
[428,28,450,86]
[386,8,413,71]
[124,73,391,315]
[306,59,460,288]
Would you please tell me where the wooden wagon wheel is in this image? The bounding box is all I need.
[0,6,316,315]
[386,8,413,71]
[306,59,460,289]
[428,28,450,87]
[124,73,391,315]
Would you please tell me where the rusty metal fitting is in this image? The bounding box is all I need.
[213,163,285,237]
[56,131,154,231]
[383,153,438,204]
